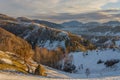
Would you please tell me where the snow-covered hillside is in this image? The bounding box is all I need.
[1,48,120,79]
[61,49,120,77]
[1,67,120,80]
[61,21,120,36]
[0,21,94,51]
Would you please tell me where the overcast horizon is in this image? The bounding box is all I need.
[0,0,120,23]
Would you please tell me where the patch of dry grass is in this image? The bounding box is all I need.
[0,51,28,74]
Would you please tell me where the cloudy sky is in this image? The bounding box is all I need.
[0,0,120,23]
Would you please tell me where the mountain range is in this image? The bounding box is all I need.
[1,13,120,79]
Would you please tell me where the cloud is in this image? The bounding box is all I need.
[0,0,120,23]
[0,0,119,16]
[30,9,120,23]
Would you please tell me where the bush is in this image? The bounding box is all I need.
[34,64,47,76]
[63,63,76,73]
[104,59,119,67]
[97,59,104,64]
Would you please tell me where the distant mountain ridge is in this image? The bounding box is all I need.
[0,14,17,21]
[62,21,83,27]
[17,16,63,29]
[61,20,120,27]
[61,20,120,36]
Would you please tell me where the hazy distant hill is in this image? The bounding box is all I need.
[33,20,63,29]
[17,17,64,29]
[62,21,83,27]
[0,14,17,21]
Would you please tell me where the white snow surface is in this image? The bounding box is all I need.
[115,40,120,47]
[67,49,120,75]
[23,23,40,39]
[1,67,120,80]
[42,40,66,50]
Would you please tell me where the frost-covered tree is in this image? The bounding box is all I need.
[85,68,90,77]
[63,55,76,73]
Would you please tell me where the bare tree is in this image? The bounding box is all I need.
[85,68,90,77]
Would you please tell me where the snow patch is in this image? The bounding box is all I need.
[115,40,120,47]
[39,40,66,50]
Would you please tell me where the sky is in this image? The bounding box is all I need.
[0,0,120,23]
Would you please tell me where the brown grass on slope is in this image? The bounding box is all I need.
[0,27,34,61]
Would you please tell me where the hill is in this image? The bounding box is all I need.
[0,27,34,60]
[0,14,95,69]
[0,14,17,21]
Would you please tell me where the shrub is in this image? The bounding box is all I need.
[34,64,47,76]
[63,63,76,73]
[97,59,104,64]
[104,59,119,67]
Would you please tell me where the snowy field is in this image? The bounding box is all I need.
[0,71,120,80]
[1,64,120,80]
[68,49,120,74]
